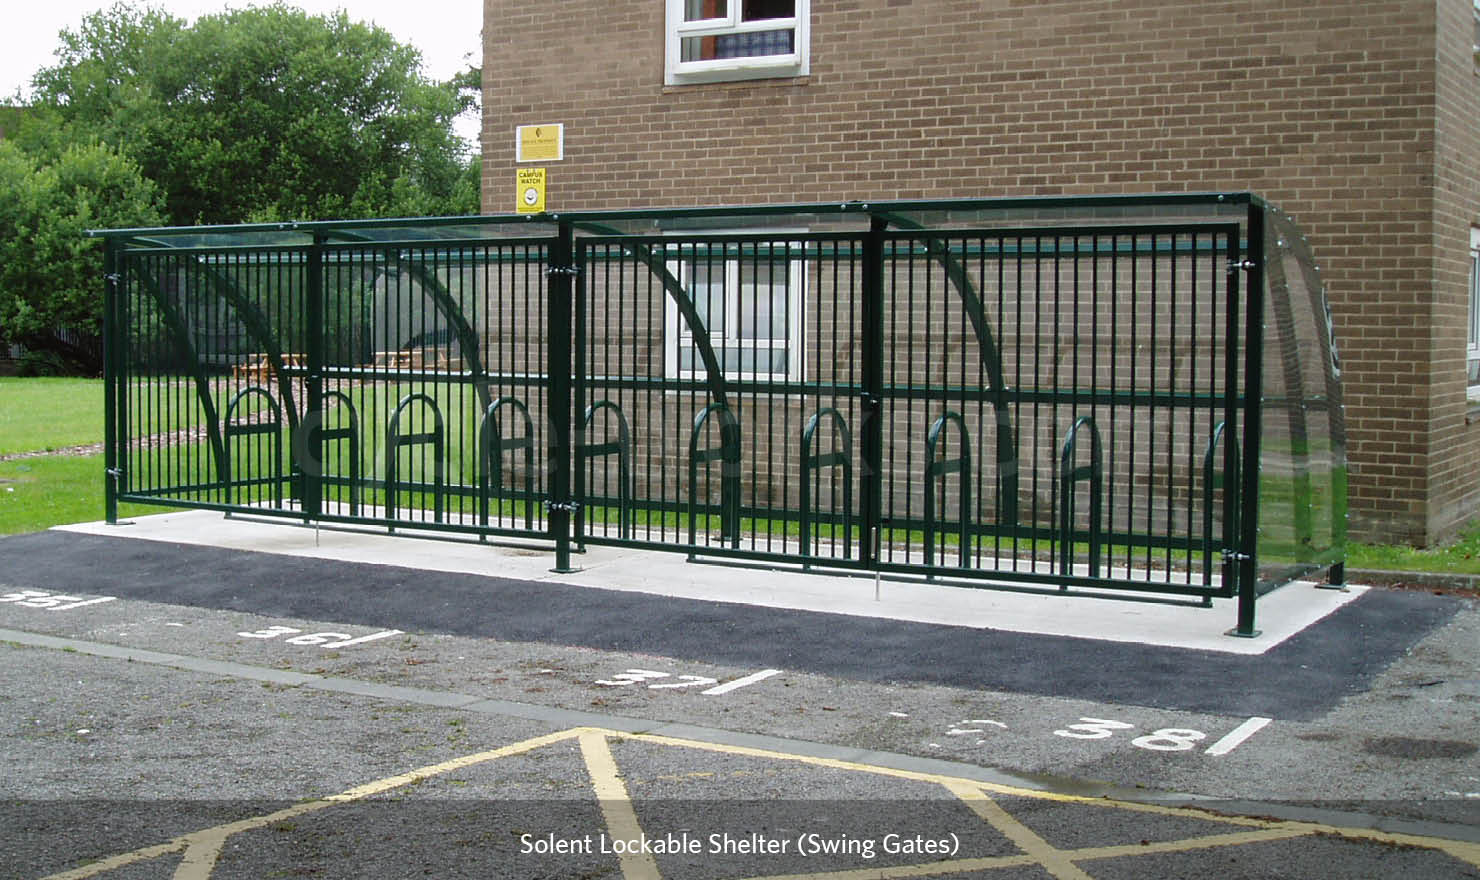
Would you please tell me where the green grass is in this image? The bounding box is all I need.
[0,454,154,535]
[0,378,106,454]
[1347,522,1480,577]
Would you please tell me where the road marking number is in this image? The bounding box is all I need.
[236,625,402,649]
[0,589,116,611]
[1053,717,1135,740]
[1048,716,1269,755]
[596,667,782,696]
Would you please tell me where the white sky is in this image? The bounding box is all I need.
[2,1,483,145]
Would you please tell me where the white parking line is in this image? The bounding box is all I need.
[701,668,782,695]
[1205,716,1272,756]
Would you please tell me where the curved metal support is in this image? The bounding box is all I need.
[391,253,493,413]
[128,258,228,487]
[1202,421,1240,590]
[385,393,446,529]
[688,401,742,554]
[578,400,633,541]
[800,407,853,562]
[320,389,362,516]
[876,212,1018,529]
[224,386,285,508]
[1058,416,1104,581]
[193,264,301,437]
[925,411,971,569]
[573,221,730,411]
[478,396,536,531]
[324,232,493,414]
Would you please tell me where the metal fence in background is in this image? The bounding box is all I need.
[97,194,1348,636]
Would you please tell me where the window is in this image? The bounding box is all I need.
[664,239,805,382]
[1469,228,1480,396]
[665,0,809,85]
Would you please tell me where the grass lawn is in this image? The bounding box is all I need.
[0,377,105,455]
[1346,524,1480,578]
[0,454,154,535]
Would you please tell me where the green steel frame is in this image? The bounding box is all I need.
[94,193,1347,635]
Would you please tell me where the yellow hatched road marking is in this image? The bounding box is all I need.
[43,729,583,880]
[40,726,1480,879]
[941,780,1093,880]
[581,730,664,880]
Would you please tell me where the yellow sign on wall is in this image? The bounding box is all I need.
[516,124,564,162]
[517,167,546,214]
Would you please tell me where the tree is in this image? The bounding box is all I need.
[0,139,163,372]
[25,3,478,225]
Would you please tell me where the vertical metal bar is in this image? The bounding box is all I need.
[103,238,120,524]
[548,221,577,572]
[573,241,588,543]
[859,216,886,568]
[1233,206,1265,637]
[304,234,325,522]
[1147,232,1159,579]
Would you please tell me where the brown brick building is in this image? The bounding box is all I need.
[482,0,1480,546]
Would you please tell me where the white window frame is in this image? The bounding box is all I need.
[664,0,810,86]
[663,235,806,383]
[1468,227,1480,398]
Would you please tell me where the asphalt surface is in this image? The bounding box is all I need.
[2,526,1478,878]
[0,530,1459,721]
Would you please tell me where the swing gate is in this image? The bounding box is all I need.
[98,195,1346,634]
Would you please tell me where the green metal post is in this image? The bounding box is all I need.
[859,215,887,567]
[303,233,325,522]
[102,236,120,525]
[548,221,578,573]
[1231,204,1266,638]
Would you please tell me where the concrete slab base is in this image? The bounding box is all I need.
[57,510,1363,655]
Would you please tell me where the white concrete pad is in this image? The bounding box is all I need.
[55,510,1367,655]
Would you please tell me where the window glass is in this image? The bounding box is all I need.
[667,0,808,84]
[1469,228,1480,390]
[685,0,726,22]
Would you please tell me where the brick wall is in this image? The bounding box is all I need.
[1428,0,1480,543]
[483,0,1471,544]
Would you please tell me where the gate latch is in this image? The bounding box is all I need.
[1229,259,1257,272]
[542,500,582,513]
[545,266,581,278]
[1221,548,1250,563]
[105,467,124,481]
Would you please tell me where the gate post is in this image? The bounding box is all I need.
[102,236,120,525]
[859,214,887,567]
[302,233,325,522]
[1231,204,1266,638]
[547,220,578,573]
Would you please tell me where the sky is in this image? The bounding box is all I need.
[1,1,483,145]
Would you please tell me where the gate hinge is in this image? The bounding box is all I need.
[544,265,581,278]
[103,273,122,284]
[542,500,581,513]
[1229,259,1257,272]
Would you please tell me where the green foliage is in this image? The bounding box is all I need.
[0,140,162,370]
[24,2,479,225]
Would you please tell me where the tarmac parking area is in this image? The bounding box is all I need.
[5,632,1478,879]
[2,517,1480,877]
